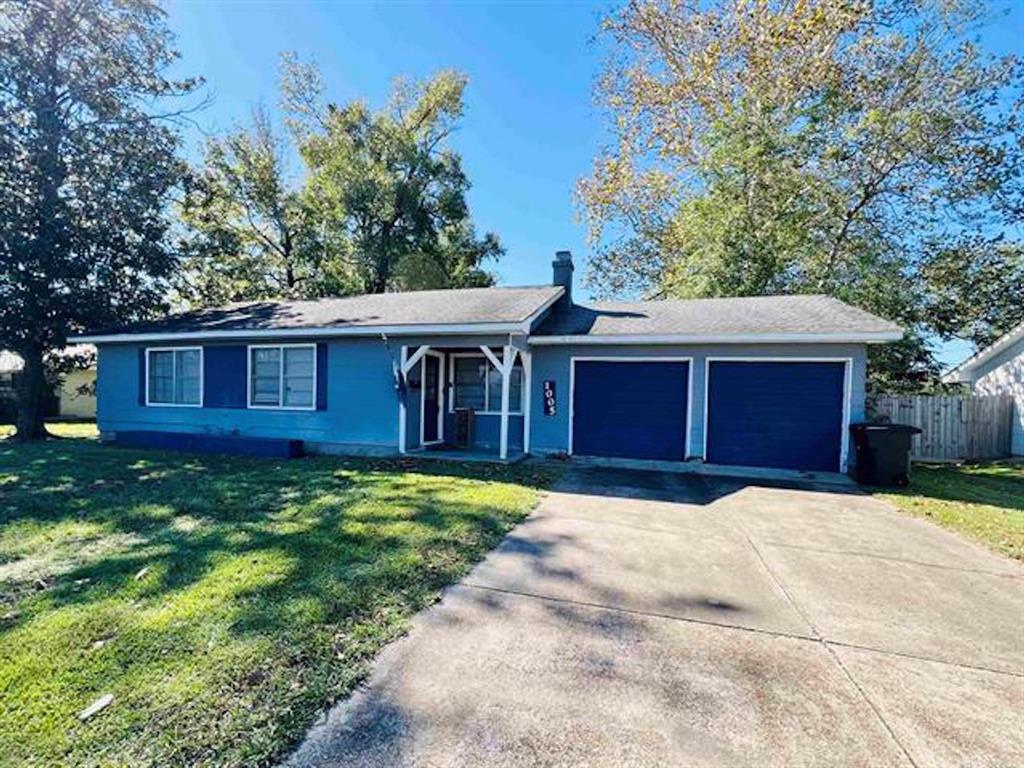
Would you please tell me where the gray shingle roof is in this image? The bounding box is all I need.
[532,294,901,338]
[86,285,564,336]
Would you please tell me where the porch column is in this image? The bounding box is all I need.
[479,344,518,460]
[398,346,408,454]
[521,351,532,454]
[500,345,513,460]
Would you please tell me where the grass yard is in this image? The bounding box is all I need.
[875,462,1024,561]
[0,425,554,767]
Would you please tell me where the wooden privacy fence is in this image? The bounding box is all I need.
[870,394,1014,462]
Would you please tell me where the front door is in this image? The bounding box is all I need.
[421,353,442,444]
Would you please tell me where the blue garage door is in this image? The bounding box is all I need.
[706,361,846,472]
[572,360,689,461]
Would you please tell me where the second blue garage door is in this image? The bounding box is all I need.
[572,360,689,461]
[705,360,846,472]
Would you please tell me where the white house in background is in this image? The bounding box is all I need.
[944,322,1024,456]
[0,345,97,420]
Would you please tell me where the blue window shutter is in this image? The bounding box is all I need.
[316,343,328,411]
[138,348,146,405]
[203,346,247,408]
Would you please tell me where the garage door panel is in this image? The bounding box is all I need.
[572,361,689,461]
[706,361,845,472]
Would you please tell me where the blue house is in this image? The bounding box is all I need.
[75,252,901,473]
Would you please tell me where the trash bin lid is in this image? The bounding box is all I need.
[850,422,922,435]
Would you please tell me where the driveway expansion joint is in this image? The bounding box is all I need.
[745,535,920,768]
[758,539,1024,580]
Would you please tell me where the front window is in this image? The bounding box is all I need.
[249,344,315,409]
[147,348,202,406]
[452,355,522,414]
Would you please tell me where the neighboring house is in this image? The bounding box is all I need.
[0,346,97,421]
[73,252,902,473]
[943,322,1024,457]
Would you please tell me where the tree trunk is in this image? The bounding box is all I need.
[13,348,49,441]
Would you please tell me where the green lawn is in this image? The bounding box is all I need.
[0,425,553,767]
[875,462,1024,561]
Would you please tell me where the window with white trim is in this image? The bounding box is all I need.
[147,348,202,406]
[249,344,315,409]
[451,355,523,414]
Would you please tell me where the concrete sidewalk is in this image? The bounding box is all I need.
[285,467,1024,767]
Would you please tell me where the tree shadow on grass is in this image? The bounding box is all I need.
[0,440,558,765]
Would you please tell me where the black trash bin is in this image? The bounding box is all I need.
[849,423,922,487]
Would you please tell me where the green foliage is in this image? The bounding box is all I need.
[0,435,551,766]
[580,0,1023,389]
[283,59,503,294]
[876,462,1024,561]
[175,107,332,306]
[0,0,199,437]
[922,238,1024,349]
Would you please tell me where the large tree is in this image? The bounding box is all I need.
[175,106,333,307]
[0,0,198,438]
[579,0,1022,388]
[282,57,503,294]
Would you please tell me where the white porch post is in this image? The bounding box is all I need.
[499,345,512,460]
[522,350,532,455]
[398,345,408,454]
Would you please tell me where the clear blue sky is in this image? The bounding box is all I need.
[164,0,1022,368]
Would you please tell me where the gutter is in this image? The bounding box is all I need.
[528,331,904,346]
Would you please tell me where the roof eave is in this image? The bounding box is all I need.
[71,321,531,345]
[941,322,1024,383]
[528,330,904,346]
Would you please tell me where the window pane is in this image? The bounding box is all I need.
[284,377,313,407]
[175,349,201,404]
[509,366,523,412]
[283,347,314,377]
[148,351,174,403]
[250,348,281,406]
[453,357,485,409]
[485,364,523,413]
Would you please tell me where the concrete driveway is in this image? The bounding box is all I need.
[287,467,1024,768]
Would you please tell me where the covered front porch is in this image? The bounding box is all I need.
[397,339,532,461]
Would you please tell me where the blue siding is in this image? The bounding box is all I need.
[706,361,846,472]
[98,334,518,456]
[572,360,688,460]
[203,345,247,408]
[99,338,402,449]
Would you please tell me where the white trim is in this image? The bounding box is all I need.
[418,350,445,447]
[942,320,1024,383]
[246,343,317,411]
[530,331,901,346]
[446,352,525,416]
[71,292,565,345]
[144,346,204,408]
[499,345,516,460]
[402,345,430,375]
[568,356,695,459]
[522,351,532,454]
[701,357,853,473]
